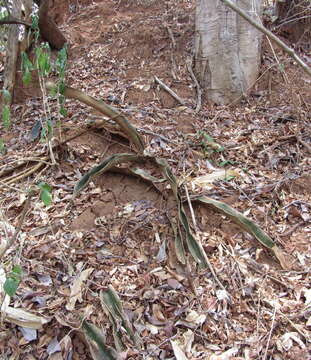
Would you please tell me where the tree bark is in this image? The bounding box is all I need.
[195,0,263,105]
[23,0,34,20]
[3,0,22,105]
[1,0,67,50]
[221,0,310,76]
[20,0,35,53]
[0,16,31,26]
[38,0,67,50]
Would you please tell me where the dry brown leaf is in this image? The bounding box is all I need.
[1,305,50,329]
[170,339,188,360]
[66,268,94,311]
[192,169,240,189]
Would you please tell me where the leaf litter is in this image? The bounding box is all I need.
[0,0,310,358]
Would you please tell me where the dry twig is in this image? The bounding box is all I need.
[165,24,176,49]
[3,162,46,186]
[184,184,198,232]
[0,190,33,259]
[263,305,277,360]
[0,129,93,187]
[279,221,306,237]
[154,76,185,105]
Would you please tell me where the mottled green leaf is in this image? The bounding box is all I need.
[2,89,11,102]
[56,45,67,74]
[74,153,143,195]
[100,286,140,350]
[0,138,5,154]
[156,158,209,267]
[22,69,32,86]
[131,167,164,183]
[2,105,10,129]
[82,321,117,360]
[60,105,67,117]
[3,265,22,297]
[197,196,275,248]
[30,120,42,141]
[36,45,51,76]
[196,196,289,269]
[38,182,52,206]
[31,14,39,30]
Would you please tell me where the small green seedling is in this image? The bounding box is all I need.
[38,182,52,206]
[0,138,5,153]
[2,89,11,129]
[197,131,224,157]
[219,160,237,167]
[3,265,23,297]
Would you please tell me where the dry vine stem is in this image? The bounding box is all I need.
[4,162,47,186]
[0,129,91,187]
[186,56,202,113]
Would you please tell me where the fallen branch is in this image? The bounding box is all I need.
[137,128,179,145]
[2,1,21,107]
[3,162,46,186]
[165,24,176,49]
[279,221,306,237]
[154,76,185,105]
[220,0,311,77]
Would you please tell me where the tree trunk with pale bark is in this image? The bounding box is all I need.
[195,0,263,105]
[3,0,22,105]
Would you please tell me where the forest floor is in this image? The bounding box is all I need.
[0,0,310,359]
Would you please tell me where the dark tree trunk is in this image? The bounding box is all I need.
[275,0,311,47]
[38,0,67,50]
[0,0,66,50]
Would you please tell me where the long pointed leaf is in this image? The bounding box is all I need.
[156,158,209,267]
[45,82,145,152]
[100,286,141,349]
[74,153,144,195]
[170,220,186,265]
[196,196,289,269]
[82,320,117,360]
